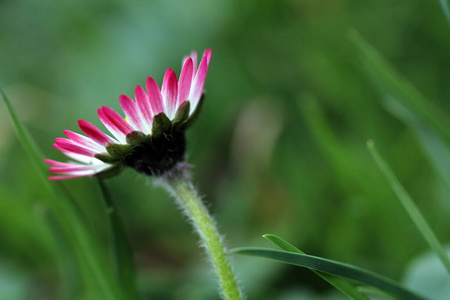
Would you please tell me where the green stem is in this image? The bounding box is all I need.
[97,178,138,300]
[160,168,244,300]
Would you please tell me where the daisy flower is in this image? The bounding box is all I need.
[45,49,212,180]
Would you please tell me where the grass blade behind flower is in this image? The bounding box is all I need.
[349,30,450,144]
[263,234,369,300]
[0,88,46,172]
[367,141,450,275]
[350,29,450,191]
[349,31,450,275]
[382,96,450,191]
[1,87,121,299]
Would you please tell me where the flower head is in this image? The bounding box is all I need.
[46,49,212,180]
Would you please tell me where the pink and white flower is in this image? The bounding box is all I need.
[46,49,212,180]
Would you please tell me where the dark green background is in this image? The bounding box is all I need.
[1,0,449,299]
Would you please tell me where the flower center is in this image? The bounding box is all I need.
[123,131,186,176]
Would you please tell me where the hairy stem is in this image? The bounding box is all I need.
[159,168,244,300]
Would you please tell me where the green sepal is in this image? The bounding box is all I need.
[182,94,204,130]
[152,113,172,139]
[95,153,120,163]
[172,101,190,131]
[126,131,149,146]
[106,144,133,159]
[95,164,124,179]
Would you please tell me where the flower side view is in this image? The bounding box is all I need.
[45,49,212,180]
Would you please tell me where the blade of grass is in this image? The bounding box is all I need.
[263,234,369,300]
[299,95,360,186]
[355,286,397,300]
[97,178,137,300]
[349,30,450,191]
[44,214,81,300]
[231,247,427,300]
[367,140,450,275]
[349,30,450,144]
[382,97,450,190]
[1,87,121,299]
[0,88,46,171]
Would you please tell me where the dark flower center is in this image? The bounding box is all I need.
[123,131,186,176]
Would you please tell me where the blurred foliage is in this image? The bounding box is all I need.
[1,0,450,299]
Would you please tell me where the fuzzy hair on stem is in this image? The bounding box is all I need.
[155,164,244,300]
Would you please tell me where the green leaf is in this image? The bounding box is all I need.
[231,247,427,300]
[152,112,171,139]
[172,101,190,130]
[263,234,369,300]
[106,143,133,159]
[0,87,122,299]
[126,130,149,146]
[263,234,301,253]
[95,153,119,163]
[367,141,450,275]
[355,286,397,300]
[349,30,450,144]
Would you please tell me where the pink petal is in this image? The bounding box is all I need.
[183,50,198,76]
[177,58,193,106]
[49,165,98,173]
[161,68,178,118]
[146,77,164,116]
[102,107,135,134]
[52,144,93,164]
[78,120,116,146]
[119,94,147,132]
[191,51,198,76]
[48,172,96,181]
[44,159,76,167]
[134,86,153,130]
[53,143,68,153]
[47,158,111,180]
[204,49,212,65]
[190,50,212,112]
[49,175,89,181]
[98,107,133,143]
[64,130,104,152]
[54,139,97,157]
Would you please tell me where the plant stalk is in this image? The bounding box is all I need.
[160,168,243,300]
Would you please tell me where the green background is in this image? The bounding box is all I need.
[1,0,449,299]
